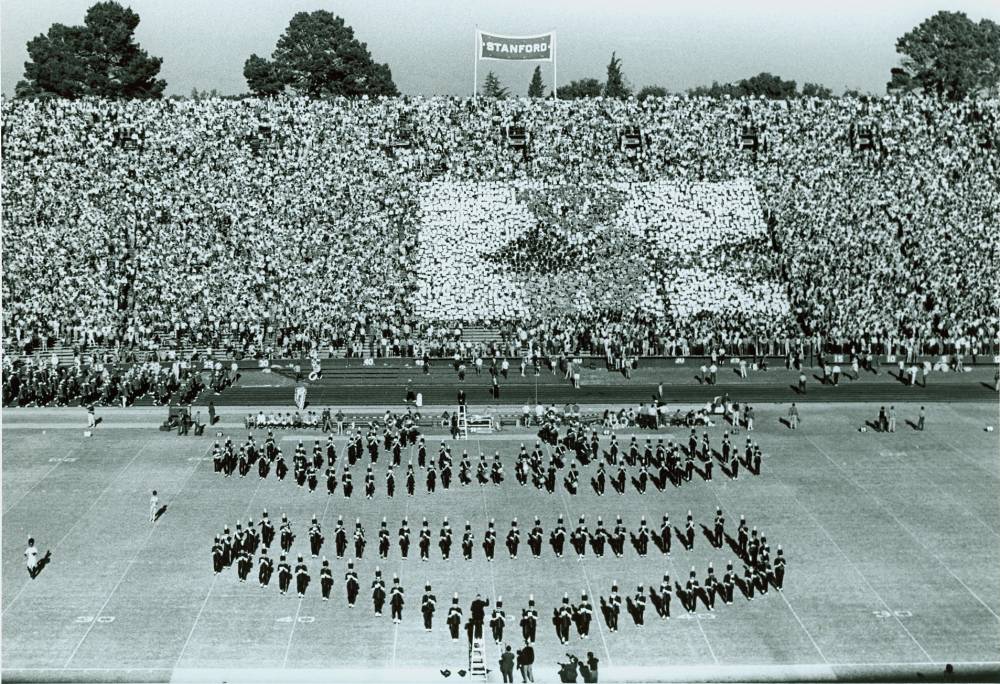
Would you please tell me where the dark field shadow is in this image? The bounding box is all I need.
[675,526,692,551]
[31,551,53,578]
[154,504,168,521]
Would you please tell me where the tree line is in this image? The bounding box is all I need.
[14,3,1000,101]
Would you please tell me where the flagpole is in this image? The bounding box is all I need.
[552,31,558,100]
[473,27,479,99]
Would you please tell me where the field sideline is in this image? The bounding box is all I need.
[2,401,999,683]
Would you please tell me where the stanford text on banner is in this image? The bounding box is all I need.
[478,31,553,61]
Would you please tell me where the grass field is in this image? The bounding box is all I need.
[2,401,999,683]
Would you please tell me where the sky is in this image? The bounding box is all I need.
[2,0,998,98]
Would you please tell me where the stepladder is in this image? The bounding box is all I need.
[469,636,487,680]
[457,404,469,439]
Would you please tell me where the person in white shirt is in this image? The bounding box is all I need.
[150,490,159,523]
[25,538,39,578]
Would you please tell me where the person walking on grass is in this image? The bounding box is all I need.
[917,406,925,431]
[149,490,158,523]
[787,403,799,429]
[25,537,39,578]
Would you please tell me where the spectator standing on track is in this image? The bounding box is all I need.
[558,655,580,682]
[519,640,535,683]
[798,372,807,395]
[500,645,516,683]
[583,652,599,683]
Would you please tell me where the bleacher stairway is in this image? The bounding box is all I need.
[460,326,500,349]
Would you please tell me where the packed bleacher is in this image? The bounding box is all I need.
[3,95,998,374]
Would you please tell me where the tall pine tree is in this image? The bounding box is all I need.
[527,65,546,97]
[16,2,165,99]
[603,51,631,99]
[244,10,398,97]
[481,71,509,98]
[888,11,1000,99]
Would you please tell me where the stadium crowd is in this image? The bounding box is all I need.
[3,95,998,366]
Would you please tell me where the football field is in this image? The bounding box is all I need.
[2,402,999,683]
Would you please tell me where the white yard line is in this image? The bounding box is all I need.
[63,449,205,669]
[806,435,1000,623]
[174,452,269,669]
[878,447,1000,540]
[545,443,615,670]
[281,598,305,668]
[281,438,346,669]
[656,517,720,666]
[476,440,502,665]
[774,588,828,664]
[934,406,1000,482]
[387,442,414,669]
[775,442,935,662]
[3,441,148,617]
[695,451,828,665]
[2,449,71,515]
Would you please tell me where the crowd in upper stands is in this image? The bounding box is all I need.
[3,94,998,367]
